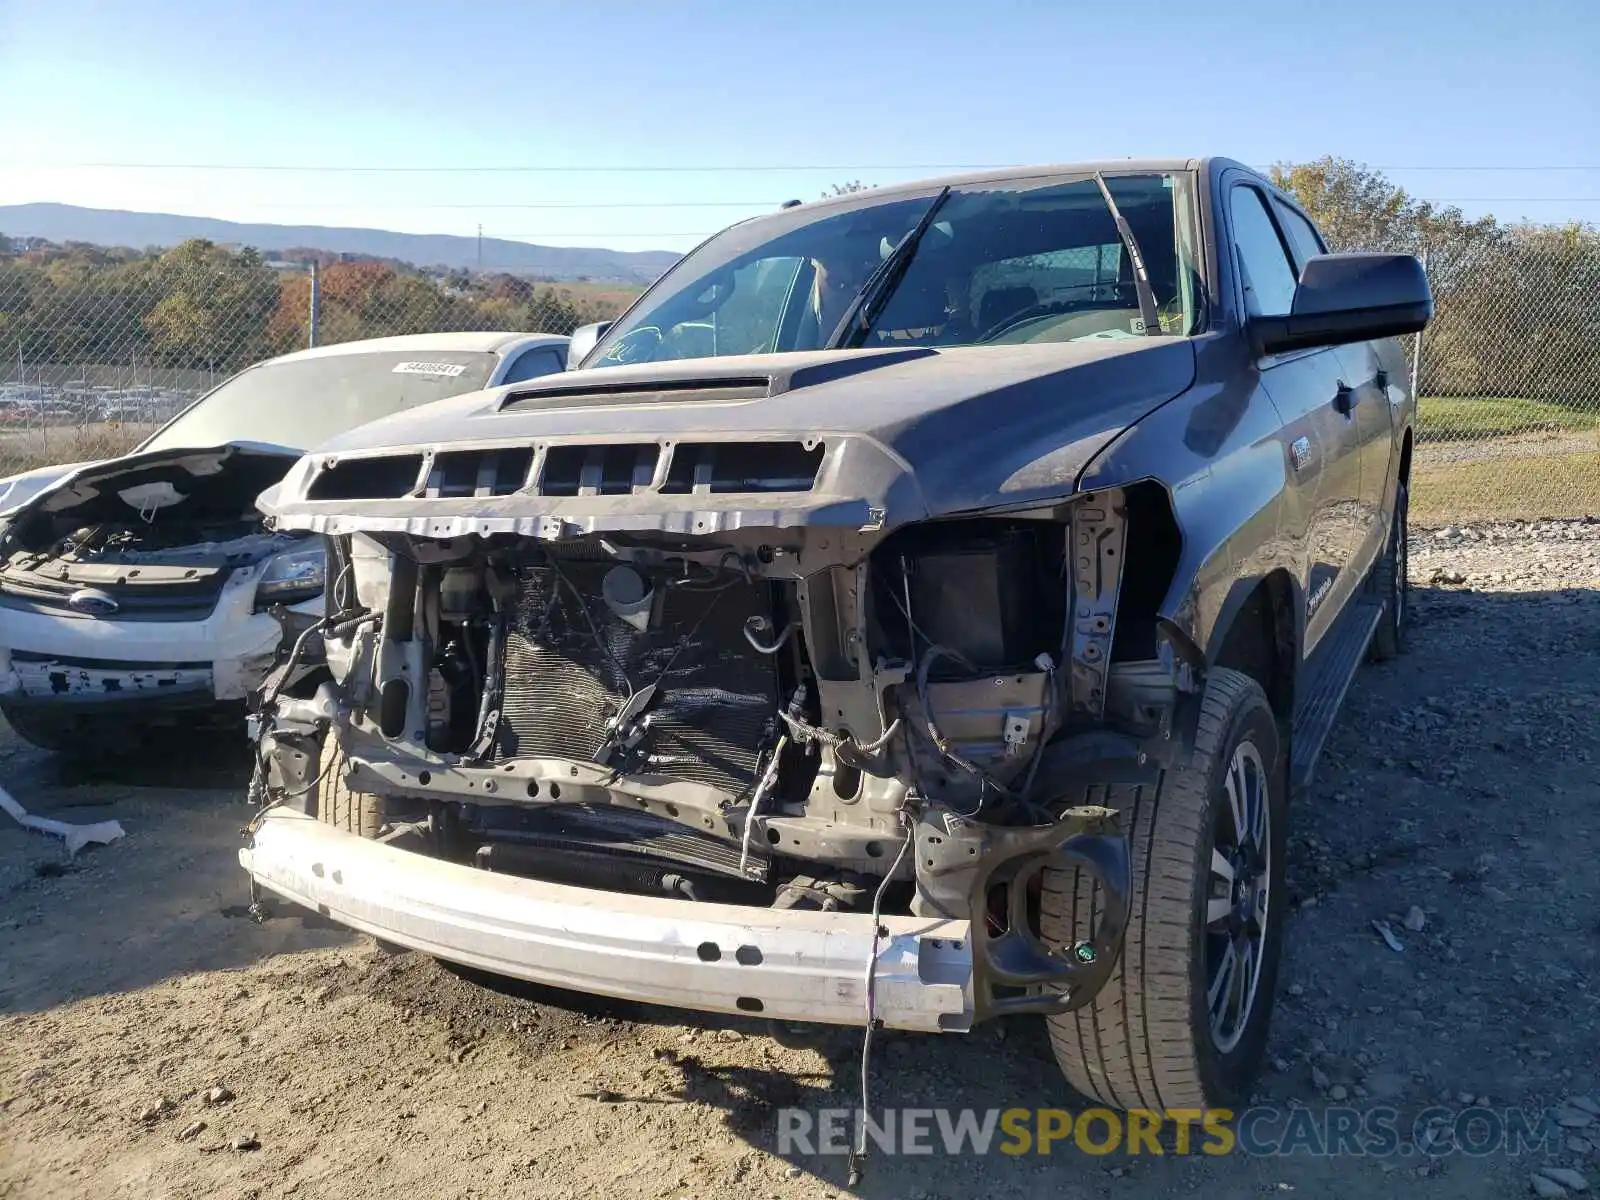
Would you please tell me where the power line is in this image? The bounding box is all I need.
[1250,167,1600,173]
[3,162,1010,174]
[242,201,784,210]
[7,160,1600,173]
[492,233,715,239]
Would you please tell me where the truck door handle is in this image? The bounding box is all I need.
[1334,384,1356,415]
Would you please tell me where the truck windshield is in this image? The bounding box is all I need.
[138,349,501,454]
[586,172,1204,368]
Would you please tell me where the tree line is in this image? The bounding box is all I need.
[0,237,632,380]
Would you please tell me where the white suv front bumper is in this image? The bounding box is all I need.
[239,810,976,1033]
[0,578,323,706]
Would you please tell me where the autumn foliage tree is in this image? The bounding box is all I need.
[1,234,639,384]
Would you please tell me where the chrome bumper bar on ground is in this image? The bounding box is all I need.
[239,811,975,1032]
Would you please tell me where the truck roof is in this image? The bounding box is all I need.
[792,157,1256,213]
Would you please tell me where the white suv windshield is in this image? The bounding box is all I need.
[587,172,1203,368]
[139,349,500,454]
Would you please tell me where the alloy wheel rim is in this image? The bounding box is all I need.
[1204,739,1271,1054]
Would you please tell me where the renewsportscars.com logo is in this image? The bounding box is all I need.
[777,1105,1566,1159]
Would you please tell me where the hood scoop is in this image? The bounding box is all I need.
[493,346,941,414]
[499,375,773,413]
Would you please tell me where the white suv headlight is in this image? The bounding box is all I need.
[254,543,326,609]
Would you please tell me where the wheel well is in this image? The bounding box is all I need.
[1109,482,1183,662]
[1398,428,1413,486]
[1212,572,1295,730]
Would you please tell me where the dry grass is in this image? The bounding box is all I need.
[0,423,153,479]
[1413,450,1600,523]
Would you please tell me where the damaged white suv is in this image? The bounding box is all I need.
[0,331,568,753]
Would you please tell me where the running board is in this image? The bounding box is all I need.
[1290,598,1383,793]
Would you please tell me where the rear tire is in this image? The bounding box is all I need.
[1038,668,1286,1110]
[312,733,384,839]
[1366,478,1409,662]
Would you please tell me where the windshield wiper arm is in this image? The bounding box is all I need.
[826,185,953,350]
[1092,171,1163,336]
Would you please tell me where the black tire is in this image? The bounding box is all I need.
[1366,477,1409,662]
[1039,668,1287,1110]
[313,734,385,839]
[0,705,142,756]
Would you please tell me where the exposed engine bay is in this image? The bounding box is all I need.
[255,485,1196,1016]
[0,444,304,621]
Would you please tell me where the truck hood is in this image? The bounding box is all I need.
[262,339,1196,540]
[0,441,302,541]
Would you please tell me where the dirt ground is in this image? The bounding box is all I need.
[2,521,1597,1200]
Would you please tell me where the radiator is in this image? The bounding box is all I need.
[495,562,780,794]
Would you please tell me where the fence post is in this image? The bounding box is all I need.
[1409,246,1427,402]
[308,262,320,349]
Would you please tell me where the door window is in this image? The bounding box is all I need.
[1230,188,1299,318]
[1272,200,1329,271]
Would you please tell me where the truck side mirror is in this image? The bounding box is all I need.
[1252,253,1432,356]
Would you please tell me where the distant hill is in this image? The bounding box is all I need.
[0,203,680,284]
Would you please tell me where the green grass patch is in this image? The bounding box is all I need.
[1413,451,1600,523]
[1418,395,1600,442]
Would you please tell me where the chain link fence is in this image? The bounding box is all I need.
[1323,226,1600,524]
[2,224,1598,523]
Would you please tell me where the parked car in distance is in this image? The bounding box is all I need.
[239,158,1429,1112]
[0,331,570,754]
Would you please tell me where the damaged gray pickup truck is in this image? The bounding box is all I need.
[240,158,1430,1111]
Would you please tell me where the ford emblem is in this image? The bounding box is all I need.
[66,588,120,617]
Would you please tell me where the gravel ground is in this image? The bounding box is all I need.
[1,521,1596,1200]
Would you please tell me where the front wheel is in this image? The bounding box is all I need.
[312,733,385,838]
[1039,668,1287,1110]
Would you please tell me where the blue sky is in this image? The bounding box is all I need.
[1,0,1596,258]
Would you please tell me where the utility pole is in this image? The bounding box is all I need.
[477,224,483,270]
[308,261,320,349]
